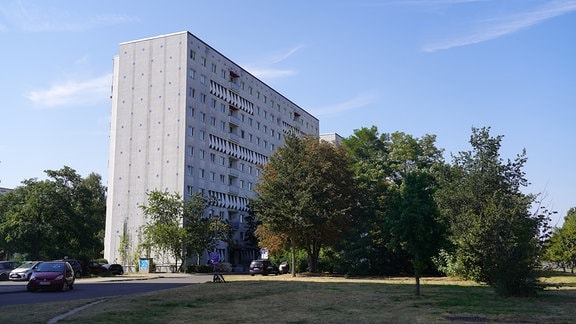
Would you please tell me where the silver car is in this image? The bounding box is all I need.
[9,261,42,281]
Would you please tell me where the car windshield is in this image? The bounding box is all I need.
[17,261,36,269]
[36,262,65,272]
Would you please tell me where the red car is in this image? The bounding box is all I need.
[27,261,75,292]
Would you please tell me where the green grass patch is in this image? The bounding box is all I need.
[1,273,575,323]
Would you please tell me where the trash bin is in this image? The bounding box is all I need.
[139,258,153,273]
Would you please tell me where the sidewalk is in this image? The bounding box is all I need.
[0,273,162,294]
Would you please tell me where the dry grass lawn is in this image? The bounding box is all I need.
[1,272,575,323]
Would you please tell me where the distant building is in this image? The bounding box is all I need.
[104,32,319,268]
[320,133,343,146]
[0,187,12,195]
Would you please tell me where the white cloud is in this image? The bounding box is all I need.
[244,45,304,80]
[423,0,576,52]
[27,74,112,108]
[0,1,138,32]
[248,68,297,79]
[310,92,378,117]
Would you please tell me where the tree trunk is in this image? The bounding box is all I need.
[291,244,297,277]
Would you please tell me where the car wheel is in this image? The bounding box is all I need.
[61,281,69,292]
[75,271,82,278]
[27,286,36,292]
[0,273,7,281]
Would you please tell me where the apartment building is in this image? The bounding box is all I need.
[104,31,319,268]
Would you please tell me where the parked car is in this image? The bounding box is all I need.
[27,261,75,292]
[0,261,17,281]
[54,259,82,278]
[103,264,124,275]
[249,259,279,276]
[9,261,42,281]
[87,261,108,275]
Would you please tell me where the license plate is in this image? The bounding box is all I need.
[39,281,51,286]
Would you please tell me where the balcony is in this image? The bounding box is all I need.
[229,82,240,93]
[228,132,240,143]
[228,114,241,126]
[228,185,239,195]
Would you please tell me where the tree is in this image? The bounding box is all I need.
[140,190,232,270]
[251,134,357,275]
[0,166,106,260]
[185,194,233,266]
[387,170,446,296]
[341,127,445,276]
[436,127,549,297]
[140,190,189,270]
[544,208,576,272]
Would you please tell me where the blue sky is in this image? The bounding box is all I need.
[0,0,574,226]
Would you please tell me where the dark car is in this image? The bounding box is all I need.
[249,259,279,276]
[0,261,17,281]
[103,264,124,275]
[9,261,42,281]
[88,261,108,275]
[27,261,75,292]
[54,259,82,278]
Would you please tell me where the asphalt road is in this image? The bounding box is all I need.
[0,273,213,307]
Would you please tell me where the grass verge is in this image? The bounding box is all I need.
[2,273,575,323]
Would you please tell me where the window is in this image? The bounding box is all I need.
[220,121,226,130]
[220,69,226,79]
[190,50,196,60]
[219,174,225,183]
[200,112,206,122]
[199,130,205,140]
[248,182,253,190]
[187,165,193,175]
[219,156,225,165]
[210,98,216,109]
[201,56,207,66]
[200,75,206,85]
[199,149,206,159]
[211,63,217,73]
[187,145,193,156]
[187,185,193,196]
[187,126,194,136]
[209,116,216,126]
[200,93,206,103]
[210,153,216,162]
[188,68,195,79]
[210,171,215,181]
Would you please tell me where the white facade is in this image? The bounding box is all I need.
[104,31,319,268]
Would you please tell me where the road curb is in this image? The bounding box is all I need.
[0,275,161,294]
